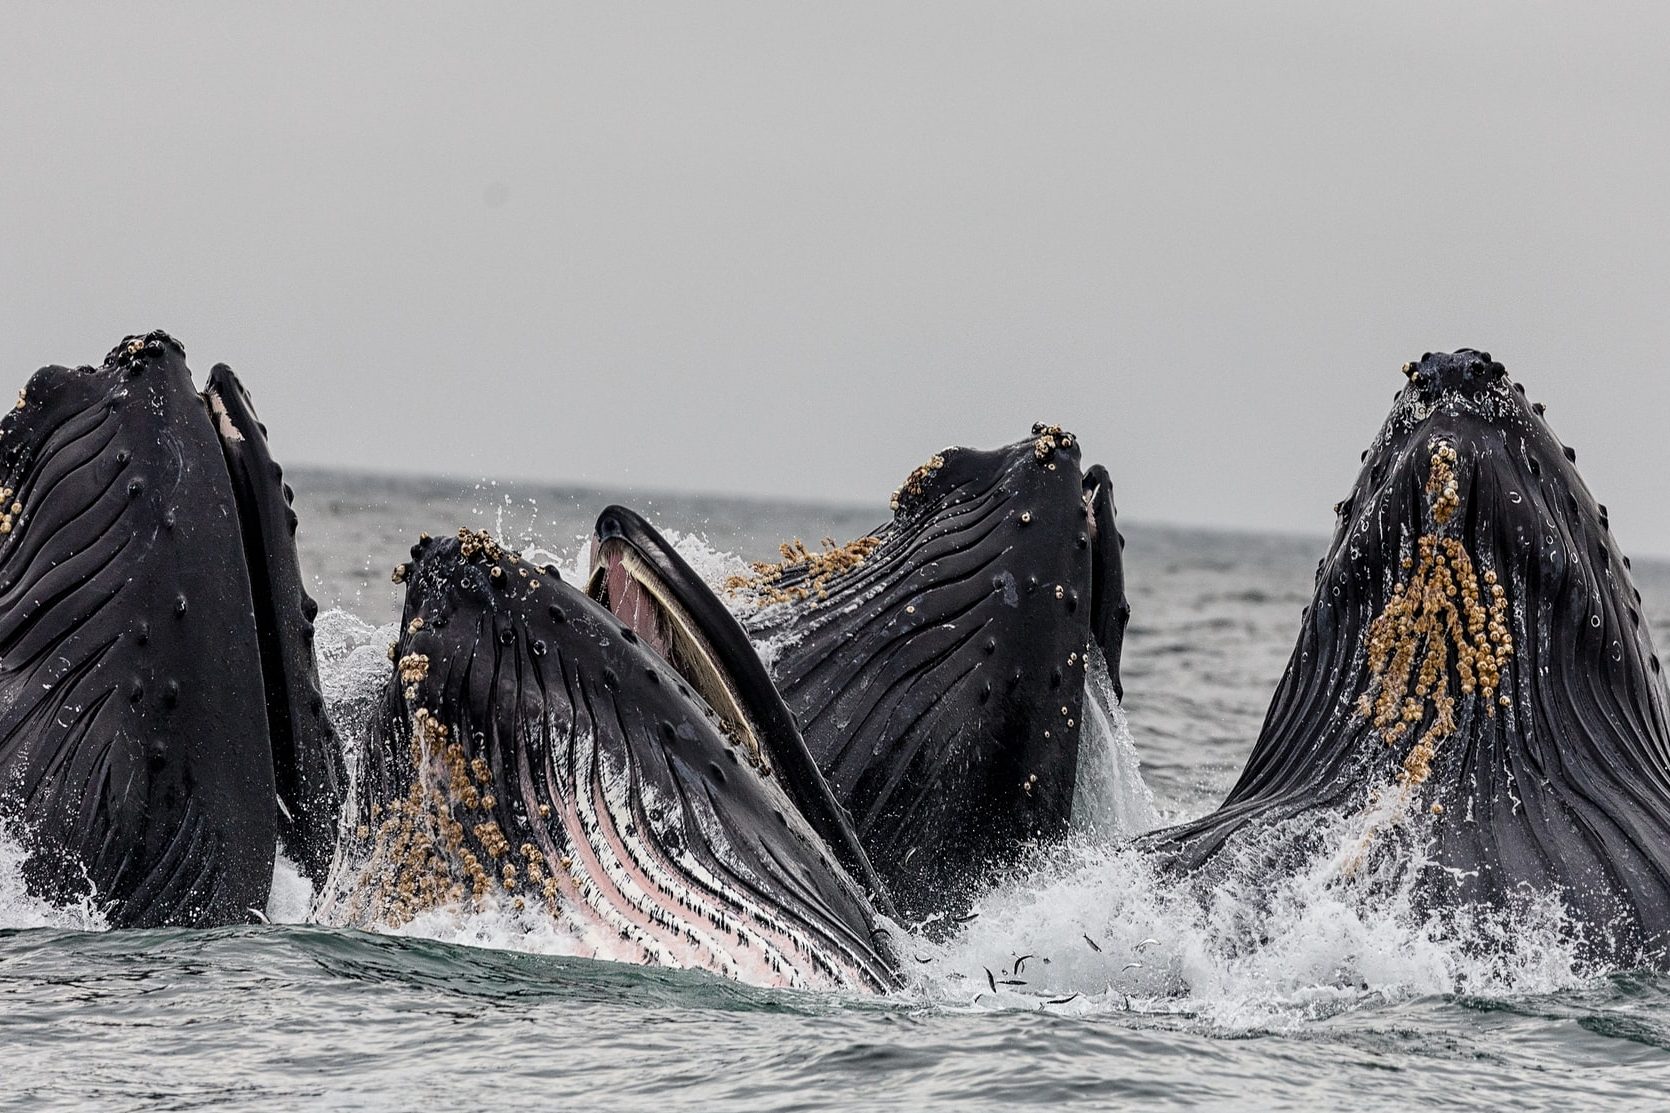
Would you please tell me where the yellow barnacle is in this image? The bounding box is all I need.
[1355,445,1516,802]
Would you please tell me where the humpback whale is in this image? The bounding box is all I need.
[1149,351,1670,967]
[341,529,899,992]
[729,426,1130,926]
[587,504,894,914]
[0,332,340,926]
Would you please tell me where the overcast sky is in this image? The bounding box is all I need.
[4,2,1668,553]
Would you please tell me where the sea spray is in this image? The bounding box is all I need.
[266,853,316,924]
[1071,651,1158,839]
[915,802,1594,1029]
[0,819,105,932]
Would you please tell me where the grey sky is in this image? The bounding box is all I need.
[4,2,1668,553]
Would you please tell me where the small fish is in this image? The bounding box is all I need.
[956,912,980,924]
[1012,954,1034,975]
[984,967,997,992]
[1121,962,1142,972]
[997,978,1027,986]
[1135,938,1159,952]
[247,907,271,924]
[1083,934,1102,952]
[914,956,933,964]
[1047,993,1080,1006]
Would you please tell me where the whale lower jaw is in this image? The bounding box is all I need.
[330,706,886,992]
[336,531,899,993]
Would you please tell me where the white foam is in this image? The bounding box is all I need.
[0,818,105,932]
[665,529,754,592]
[266,850,316,924]
[909,803,1593,1029]
[388,892,596,959]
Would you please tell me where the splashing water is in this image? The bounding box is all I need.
[1072,651,1158,839]
[266,853,316,924]
[915,802,1593,1031]
[0,531,1620,1024]
[0,818,104,932]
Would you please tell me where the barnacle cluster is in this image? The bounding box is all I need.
[725,534,882,606]
[350,705,559,925]
[457,527,504,562]
[1427,442,1460,526]
[0,487,19,535]
[1031,421,1075,462]
[889,453,945,513]
[1354,442,1514,790]
[397,652,429,700]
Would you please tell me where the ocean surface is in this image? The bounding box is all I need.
[5,467,1670,1111]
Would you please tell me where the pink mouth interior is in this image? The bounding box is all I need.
[590,539,673,659]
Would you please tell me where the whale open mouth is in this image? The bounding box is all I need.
[586,526,768,772]
[343,528,900,991]
[582,505,894,909]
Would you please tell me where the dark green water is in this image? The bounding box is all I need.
[3,471,1669,1110]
